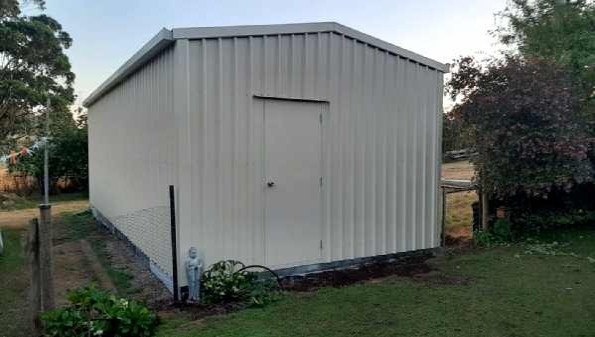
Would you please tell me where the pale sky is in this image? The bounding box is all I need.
[39,0,509,107]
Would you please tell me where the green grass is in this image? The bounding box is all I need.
[158,228,595,337]
[0,191,88,211]
[0,229,31,336]
[59,211,138,296]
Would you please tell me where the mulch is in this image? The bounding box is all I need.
[281,255,434,291]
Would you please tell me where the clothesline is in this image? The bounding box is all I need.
[0,137,50,164]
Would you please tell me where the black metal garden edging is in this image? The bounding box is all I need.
[236,264,284,290]
[169,185,179,302]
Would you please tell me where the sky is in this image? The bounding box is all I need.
[38,0,509,108]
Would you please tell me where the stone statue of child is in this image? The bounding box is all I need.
[185,247,203,303]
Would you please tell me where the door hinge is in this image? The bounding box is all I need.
[320,113,322,124]
[320,177,323,186]
[320,240,323,250]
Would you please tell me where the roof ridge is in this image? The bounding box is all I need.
[83,22,448,107]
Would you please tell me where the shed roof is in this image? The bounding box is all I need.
[83,22,449,107]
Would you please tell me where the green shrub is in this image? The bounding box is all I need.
[42,285,158,337]
[201,260,281,307]
[246,278,283,307]
[473,230,499,247]
[514,209,595,234]
[492,219,512,241]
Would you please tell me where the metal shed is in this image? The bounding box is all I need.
[84,22,447,292]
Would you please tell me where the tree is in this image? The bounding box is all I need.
[0,0,74,143]
[9,114,88,194]
[497,0,595,118]
[447,56,593,197]
[442,112,475,153]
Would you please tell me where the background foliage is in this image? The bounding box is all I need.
[448,56,593,197]
[497,0,595,119]
[0,0,74,147]
[7,113,88,194]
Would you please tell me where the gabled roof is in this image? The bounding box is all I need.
[83,22,449,107]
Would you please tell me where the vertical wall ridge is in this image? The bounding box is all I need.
[179,34,442,267]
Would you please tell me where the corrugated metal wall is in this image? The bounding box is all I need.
[173,32,443,269]
[88,46,177,280]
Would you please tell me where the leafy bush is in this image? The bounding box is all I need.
[201,260,251,304]
[492,219,512,241]
[473,230,499,247]
[42,285,158,337]
[447,56,592,198]
[514,209,595,234]
[246,278,283,307]
[201,260,281,307]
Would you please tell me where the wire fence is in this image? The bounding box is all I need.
[96,203,176,294]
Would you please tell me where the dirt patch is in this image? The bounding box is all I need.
[0,200,89,230]
[281,255,434,291]
[101,238,171,305]
[445,225,473,247]
[79,240,116,291]
[49,211,170,308]
[159,301,251,322]
[53,241,95,306]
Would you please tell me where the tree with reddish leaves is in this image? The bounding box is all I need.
[447,56,593,198]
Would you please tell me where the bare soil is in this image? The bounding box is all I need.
[53,240,97,306]
[0,200,89,229]
[51,213,171,307]
[281,255,434,291]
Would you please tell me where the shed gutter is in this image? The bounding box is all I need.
[83,22,449,108]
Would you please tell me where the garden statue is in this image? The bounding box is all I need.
[185,246,203,303]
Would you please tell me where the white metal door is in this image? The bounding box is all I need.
[264,99,323,267]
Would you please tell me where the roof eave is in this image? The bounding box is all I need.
[82,28,174,108]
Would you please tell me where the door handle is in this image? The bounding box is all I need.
[267,181,275,188]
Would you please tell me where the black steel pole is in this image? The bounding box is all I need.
[169,185,179,302]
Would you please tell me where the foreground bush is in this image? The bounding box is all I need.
[201,260,281,307]
[42,285,158,337]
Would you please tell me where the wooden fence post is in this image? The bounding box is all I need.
[0,228,4,256]
[28,219,42,335]
[481,191,489,231]
[38,204,54,310]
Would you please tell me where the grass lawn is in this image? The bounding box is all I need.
[158,228,595,337]
[2,208,595,336]
[0,229,32,337]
